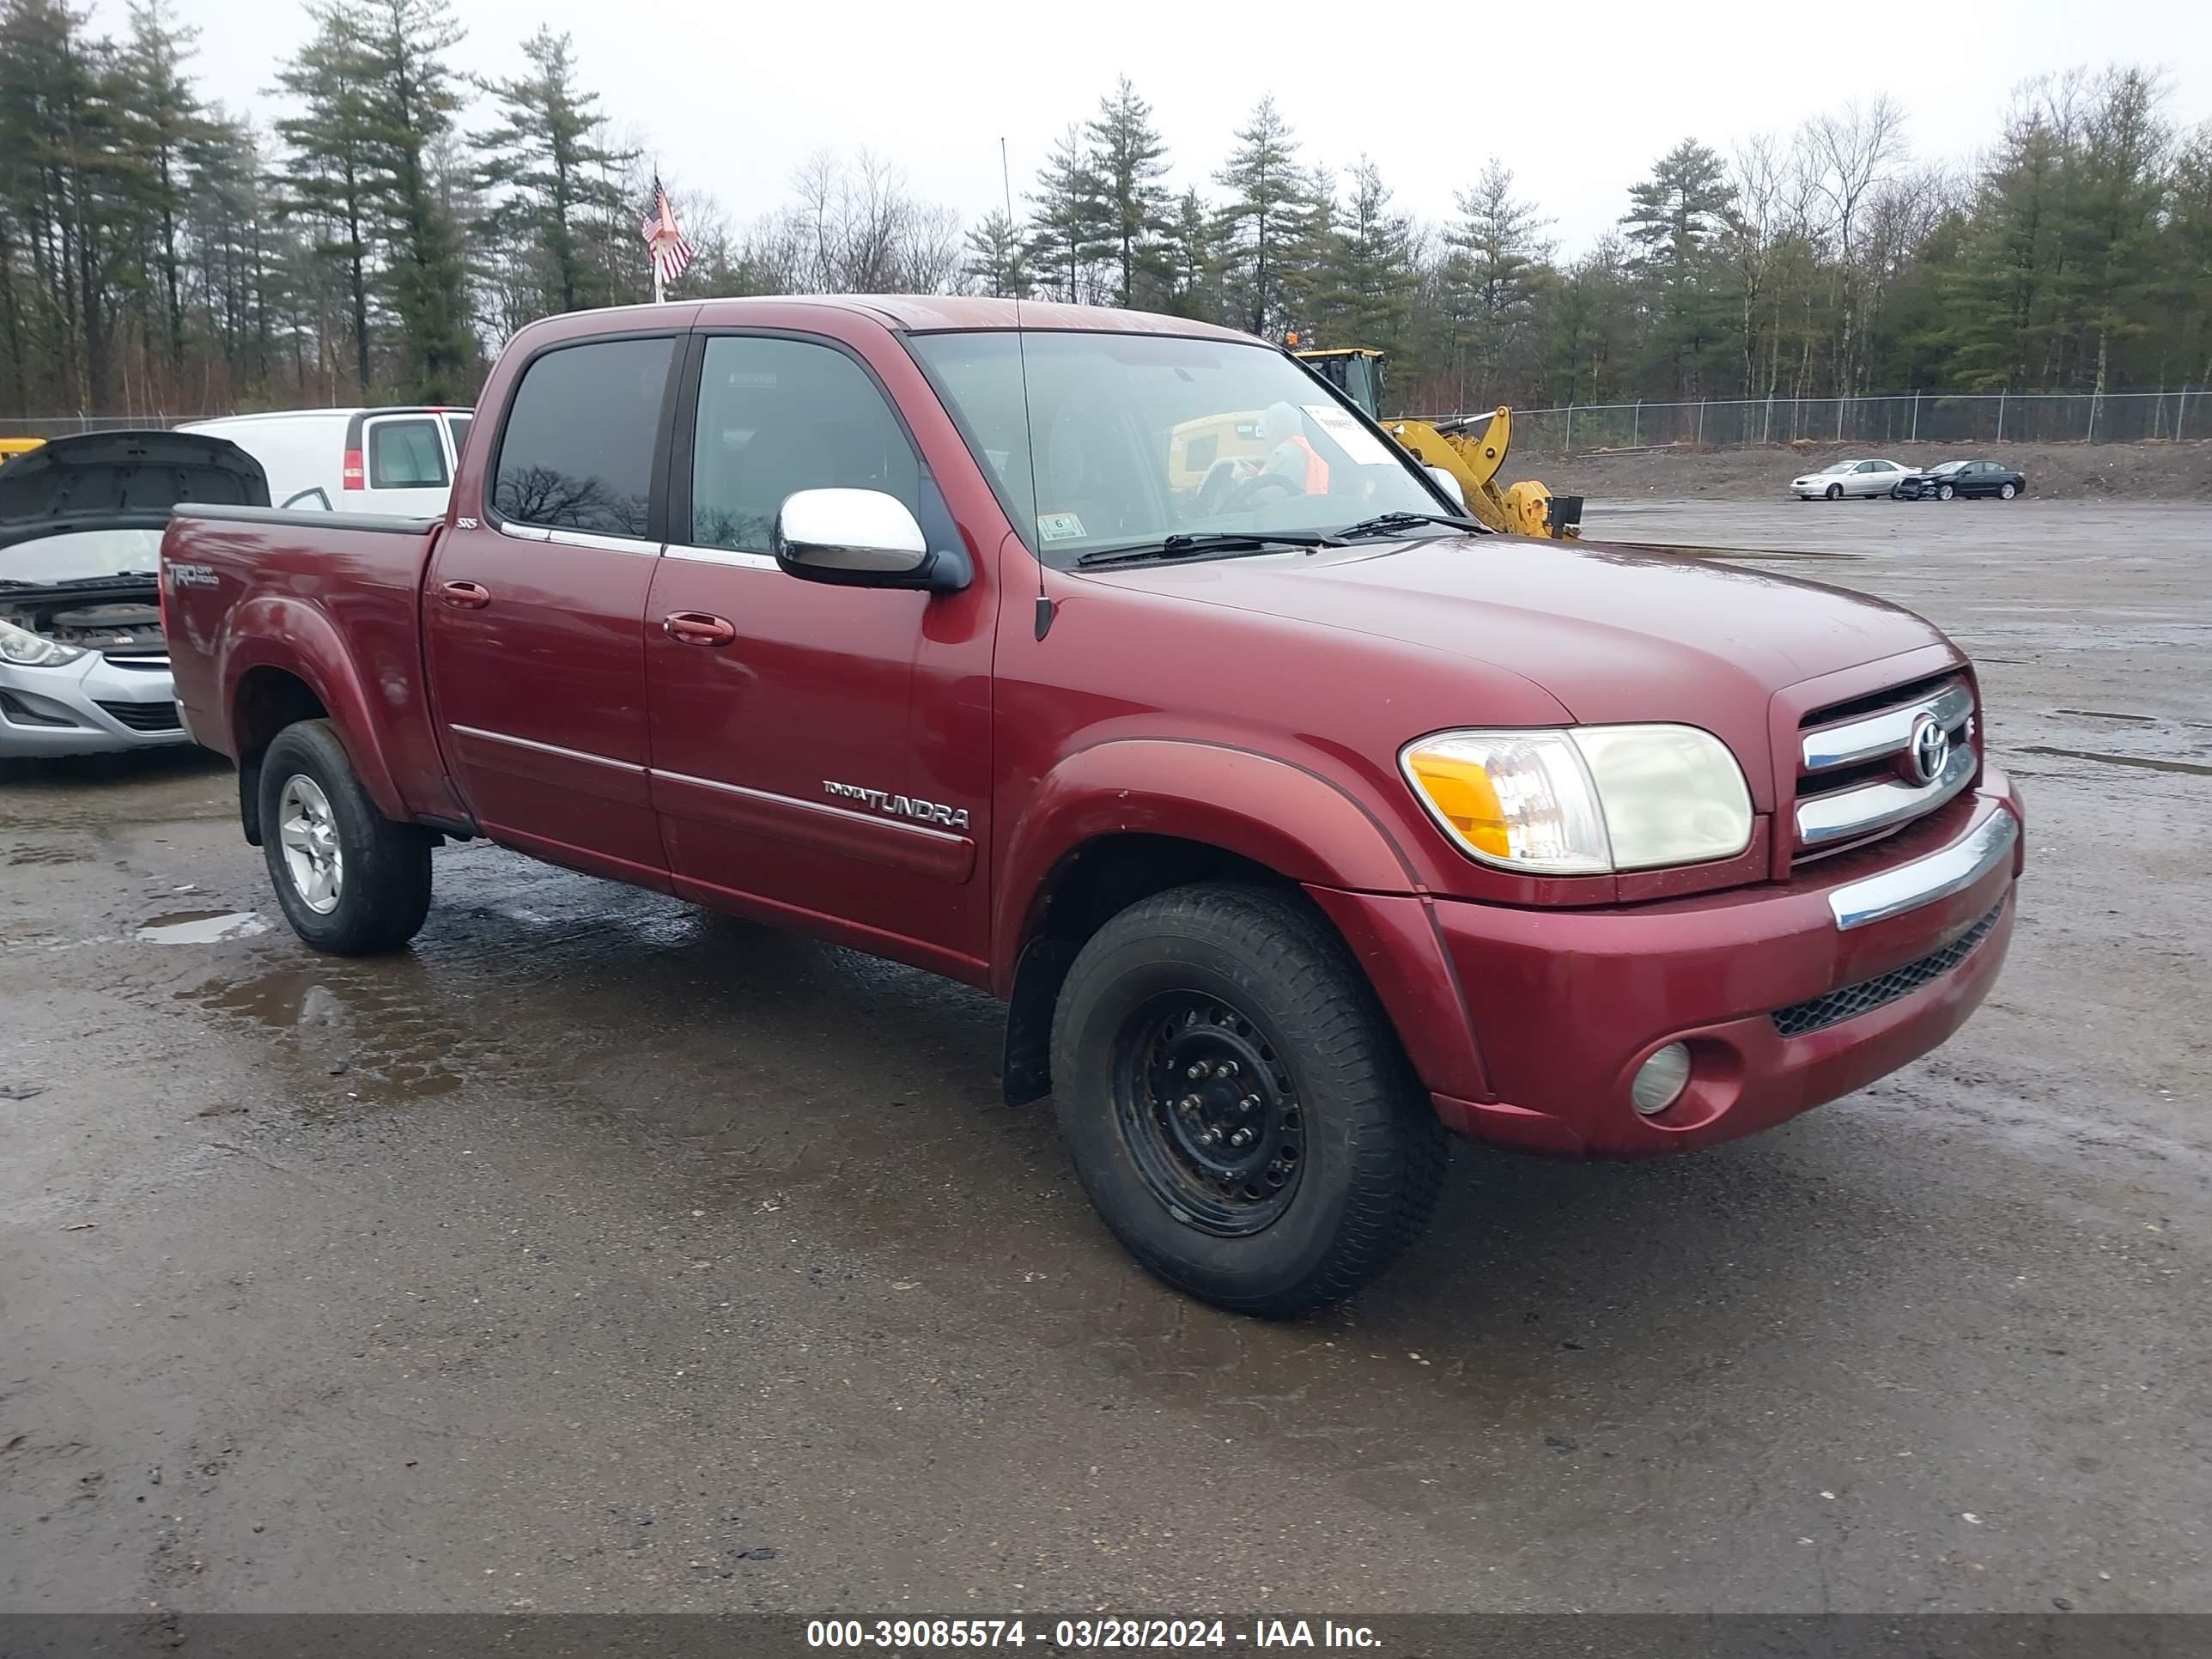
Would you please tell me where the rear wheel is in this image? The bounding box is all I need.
[1825,483,1843,501]
[1998,482,2017,500]
[258,720,433,955]
[1050,883,1448,1318]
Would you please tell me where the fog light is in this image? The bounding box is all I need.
[1631,1042,1692,1116]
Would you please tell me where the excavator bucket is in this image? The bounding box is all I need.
[1381,407,1582,540]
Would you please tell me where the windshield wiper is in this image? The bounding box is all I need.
[1073,530,1343,569]
[1334,510,1488,542]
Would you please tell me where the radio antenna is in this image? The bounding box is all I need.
[1003,137,1052,639]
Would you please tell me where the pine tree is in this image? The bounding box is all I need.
[1620,139,1738,396]
[1311,157,1417,353]
[1026,126,1098,303]
[1084,76,1170,307]
[273,1,380,397]
[1158,187,1222,323]
[1444,158,1552,405]
[119,0,205,387]
[356,0,472,399]
[474,27,634,321]
[1213,95,1311,337]
[961,209,1030,298]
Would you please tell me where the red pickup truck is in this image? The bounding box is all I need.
[162,297,2023,1316]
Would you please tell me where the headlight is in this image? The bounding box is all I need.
[0,618,86,667]
[1401,725,1753,873]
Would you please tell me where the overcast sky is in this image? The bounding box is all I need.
[142,0,2212,256]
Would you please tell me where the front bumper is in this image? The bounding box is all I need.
[0,653,190,757]
[1327,770,2024,1159]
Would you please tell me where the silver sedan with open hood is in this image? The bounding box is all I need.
[0,431,267,757]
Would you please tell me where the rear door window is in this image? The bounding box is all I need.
[445,413,473,463]
[493,337,677,538]
[368,417,449,489]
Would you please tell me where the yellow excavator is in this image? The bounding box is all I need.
[1293,345,1581,539]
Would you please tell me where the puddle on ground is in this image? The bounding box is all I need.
[2018,745,2212,777]
[135,910,272,945]
[183,963,466,1101]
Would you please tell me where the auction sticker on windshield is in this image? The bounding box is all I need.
[1303,405,1398,466]
[1038,512,1086,542]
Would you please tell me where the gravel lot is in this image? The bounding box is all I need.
[3,500,2207,1618]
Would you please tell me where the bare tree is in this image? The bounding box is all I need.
[1800,94,1908,393]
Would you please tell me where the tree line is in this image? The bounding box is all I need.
[1,0,2206,422]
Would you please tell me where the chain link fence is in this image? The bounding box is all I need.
[1468,390,2207,454]
[3,413,195,436]
[9,389,2209,452]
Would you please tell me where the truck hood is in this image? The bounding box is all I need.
[1085,533,1956,781]
[0,429,267,550]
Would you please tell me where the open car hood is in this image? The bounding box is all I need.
[0,429,268,550]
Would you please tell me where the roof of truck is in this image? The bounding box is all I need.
[676,295,1255,342]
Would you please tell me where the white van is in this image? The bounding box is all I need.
[179,406,474,517]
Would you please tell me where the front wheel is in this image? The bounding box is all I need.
[1999,482,2017,500]
[1889,484,1903,499]
[1825,483,1844,501]
[1937,483,1955,501]
[258,720,434,955]
[1050,883,1448,1317]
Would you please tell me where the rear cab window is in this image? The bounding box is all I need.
[491,337,677,538]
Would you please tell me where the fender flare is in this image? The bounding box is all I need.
[221,594,410,822]
[994,738,1492,1105]
[995,738,1423,979]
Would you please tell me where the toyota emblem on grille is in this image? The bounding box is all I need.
[1906,712,1951,787]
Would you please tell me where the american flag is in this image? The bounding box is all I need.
[641,176,695,289]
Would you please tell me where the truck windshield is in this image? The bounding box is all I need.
[905,331,1447,567]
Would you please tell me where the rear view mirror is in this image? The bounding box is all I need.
[1425,466,1467,511]
[772,488,969,592]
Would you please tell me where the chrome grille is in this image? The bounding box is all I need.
[1795,674,1976,860]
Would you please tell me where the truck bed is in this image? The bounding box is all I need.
[162,503,465,826]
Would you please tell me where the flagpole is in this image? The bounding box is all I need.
[653,263,664,306]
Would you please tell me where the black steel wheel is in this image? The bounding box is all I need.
[1115,991,1305,1236]
[1051,882,1448,1317]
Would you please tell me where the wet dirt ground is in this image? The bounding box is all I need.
[3,500,2208,1616]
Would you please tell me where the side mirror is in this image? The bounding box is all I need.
[772,488,969,592]
[1425,465,1467,511]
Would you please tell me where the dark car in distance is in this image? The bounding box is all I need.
[1899,459,2027,501]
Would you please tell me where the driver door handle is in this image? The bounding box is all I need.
[663,611,736,647]
[440,580,491,610]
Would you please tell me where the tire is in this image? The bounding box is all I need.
[1825,483,1843,501]
[1889,484,1902,499]
[258,720,433,956]
[1937,483,1954,501]
[1050,882,1449,1318]
[1999,482,2017,500]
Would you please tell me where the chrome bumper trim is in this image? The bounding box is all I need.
[1828,804,2018,931]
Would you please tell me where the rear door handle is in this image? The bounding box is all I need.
[440,580,491,610]
[663,611,736,647]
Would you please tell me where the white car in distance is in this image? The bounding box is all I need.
[1790,458,1910,500]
